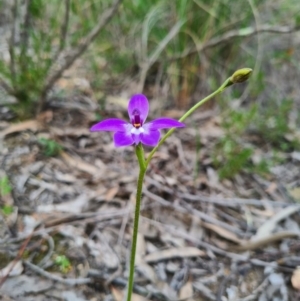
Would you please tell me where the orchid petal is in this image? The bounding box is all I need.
[140,129,160,146]
[114,131,134,147]
[128,94,149,123]
[90,118,128,132]
[145,118,185,130]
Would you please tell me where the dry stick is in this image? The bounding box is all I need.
[178,192,291,207]
[23,261,92,286]
[167,24,300,61]
[37,0,123,114]
[88,269,151,297]
[38,234,55,268]
[143,188,245,236]
[24,262,151,294]
[0,232,33,288]
[240,277,269,301]
[145,216,248,261]
[145,217,295,274]
[0,210,128,245]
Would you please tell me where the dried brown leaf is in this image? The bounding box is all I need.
[289,187,300,202]
[110,286,147,301]
[50,127,90,137]
[179,281,194,301]
[54,171,77,183]
[0,261,23,277]
[37,194,89,213]
[105,186,119,201]
[0,120,40,137]
[144,247,205,263]
[136,262,158,283]
[291,267,300,291]
[265,182,277,194]
[236,231,299,251]
[131,294,148,301]
[110,286,123,301]
[135,233,146,265]
[251,205,300,241]
[61,151,100,176]
[202,222,244,244]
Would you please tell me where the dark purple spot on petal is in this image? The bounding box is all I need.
[132,109,142,128]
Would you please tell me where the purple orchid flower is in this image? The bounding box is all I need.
[90,94,185,147]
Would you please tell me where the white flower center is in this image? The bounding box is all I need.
[131,126,144,135]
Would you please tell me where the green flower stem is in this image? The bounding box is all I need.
[126,143,146,301]
[145,77,231,167]
[126,76,232,301]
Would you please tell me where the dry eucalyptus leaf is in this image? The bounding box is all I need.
[131,294,148,301]
[0,260,23,277]
[50,126,90,137]
[54,171,77,183]
[110,286,147,301]
[202,222,243,244]
[179,281,194,300]
[1,275,52,297]
[289,187,300,202]
[136,262,158,283]
[37,193,90,213]
[144,247,205,263]
[251,205,300,241]
[0,120,40,137]
[237,231,299,251]
[291,267,300,291]
[61,151,100,176]
[135,233,146,265]
[111,286,123,301]
[105,186,119,201]
[61,291,88,301]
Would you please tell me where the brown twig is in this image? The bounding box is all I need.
[23,260,92,286]
[166,24,300,61]
[0,231,33,288]
[178,192,289,207]
[37,0,123,114]
[143,188,245,235]
[0,210,128,245]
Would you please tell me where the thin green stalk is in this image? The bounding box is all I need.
[126,78,230,301]
[126,144,146,301]
[125,69,252,301]
[145,77,231,167]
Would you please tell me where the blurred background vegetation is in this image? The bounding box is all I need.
[0,0,299,179]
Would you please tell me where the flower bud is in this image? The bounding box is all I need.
[230,68,253,84]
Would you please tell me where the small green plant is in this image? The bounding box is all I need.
[1,205,14,216]
[0,176,12,197]
[38,138,63,157]
[0,0,122,118]
[54,255,71,273]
